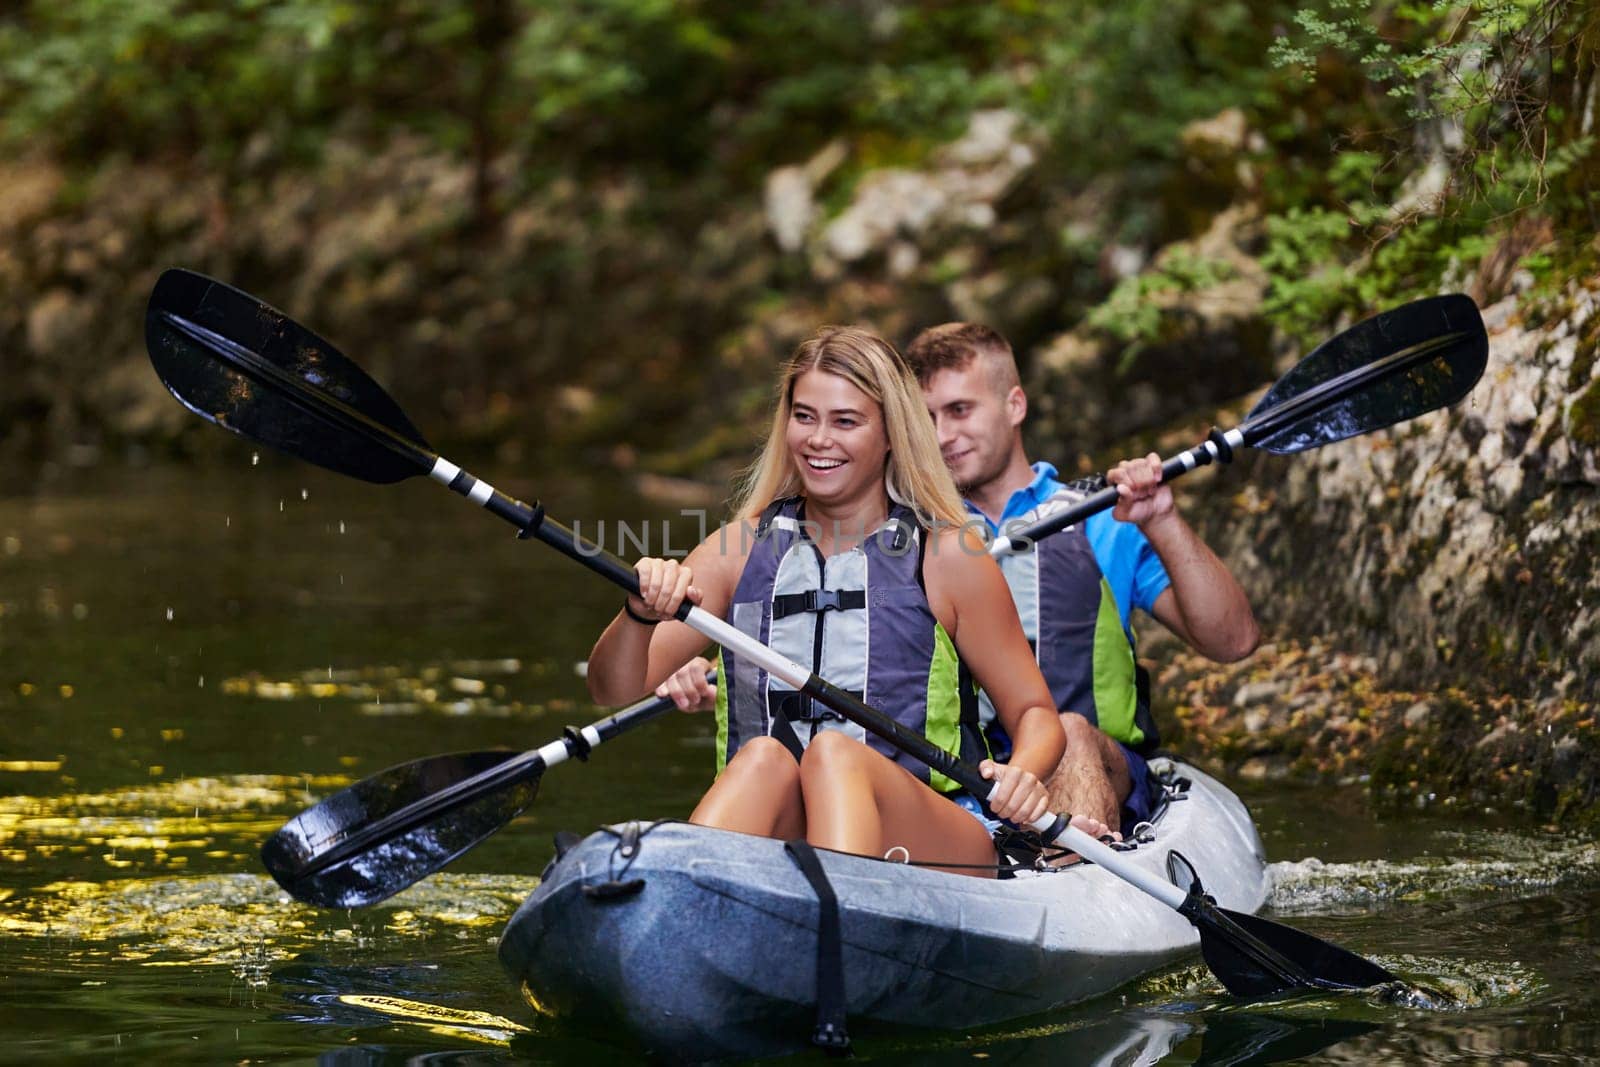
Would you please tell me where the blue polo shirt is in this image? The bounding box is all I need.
[965,462,1170,642]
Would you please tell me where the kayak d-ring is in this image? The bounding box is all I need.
[1110,821,1157,851]
[582,821,652,901]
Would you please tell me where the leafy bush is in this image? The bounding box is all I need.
[1086,250,1239,365]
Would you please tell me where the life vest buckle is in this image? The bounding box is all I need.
[811,589,844,612]
[772,588,866,619]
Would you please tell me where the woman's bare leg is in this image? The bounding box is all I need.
[689,736,804,839]
[799,731,996,877]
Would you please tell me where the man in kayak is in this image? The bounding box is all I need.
[906,323,1259,837]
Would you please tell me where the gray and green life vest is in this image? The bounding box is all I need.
[981,486,1160,756]
[714,497,986,793]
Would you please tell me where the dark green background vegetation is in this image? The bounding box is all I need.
[1,0,1594,469]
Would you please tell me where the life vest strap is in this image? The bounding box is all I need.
[771,588,866,619]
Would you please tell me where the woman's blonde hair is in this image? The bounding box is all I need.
[731,326,967,530]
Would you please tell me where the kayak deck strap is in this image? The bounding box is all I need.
[784,839,852,1055]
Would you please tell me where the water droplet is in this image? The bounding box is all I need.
[301,488,309,501]
[279,500,284,512]
[198,675,205,688]
[226,516,231,528]
[165,608,174,621]
[339,521,346,534]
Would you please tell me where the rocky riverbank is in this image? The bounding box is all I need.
[1112,278,1600,828]
[1147,633,1600,831]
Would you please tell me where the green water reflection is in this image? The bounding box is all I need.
[3,462,1598,1063]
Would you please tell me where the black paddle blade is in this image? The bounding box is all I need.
[1196,904,1400,998]
[1165,851,1396,997]
[262,750,542,908]
[145,268,432,483]
[1246,293,1487,454]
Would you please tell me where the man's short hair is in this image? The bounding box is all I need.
[905,322,1020,394]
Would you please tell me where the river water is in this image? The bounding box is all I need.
[3,460,1598,1063]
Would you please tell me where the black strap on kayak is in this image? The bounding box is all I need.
[783,839,851,1055]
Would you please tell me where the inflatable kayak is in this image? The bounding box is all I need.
[498,758,1267,1060]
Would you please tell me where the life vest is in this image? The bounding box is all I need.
[714,497,986,792]
[981,486,1159,755]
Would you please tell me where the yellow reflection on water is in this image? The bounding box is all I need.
[216,657,567,719]
[337,993,530,1047]
[0,871,539,972]
[0,774,350,872]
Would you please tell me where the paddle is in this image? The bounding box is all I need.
[260,678,706,908]
[993,292,1487,551]
[144,268,1461,996]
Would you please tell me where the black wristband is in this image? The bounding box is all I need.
[623,599,660,627]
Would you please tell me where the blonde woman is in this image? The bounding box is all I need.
[586,326,1069,876]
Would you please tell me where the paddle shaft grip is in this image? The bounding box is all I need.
[589,670,716,743]
[805,679,1185,907]
[537,672,714,766]
[990,427,1246,554]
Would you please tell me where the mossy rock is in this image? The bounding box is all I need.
[1568,377,1600,450]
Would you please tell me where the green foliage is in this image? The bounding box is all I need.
[0,1,522,167]
[1260,207,1497,343]
[1267,0,1581,209]
[1023,0,1294,240]
[0,0,1312,205]
[1247,0,1595,338]
[4,0,1594,453]
[1085,250,1238,367]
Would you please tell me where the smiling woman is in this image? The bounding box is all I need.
[733,326,970,534]
[583,325,1073,876]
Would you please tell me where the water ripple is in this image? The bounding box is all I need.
[1267,834,1600,912]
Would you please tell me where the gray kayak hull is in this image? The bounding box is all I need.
[497,759,1267,1059]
